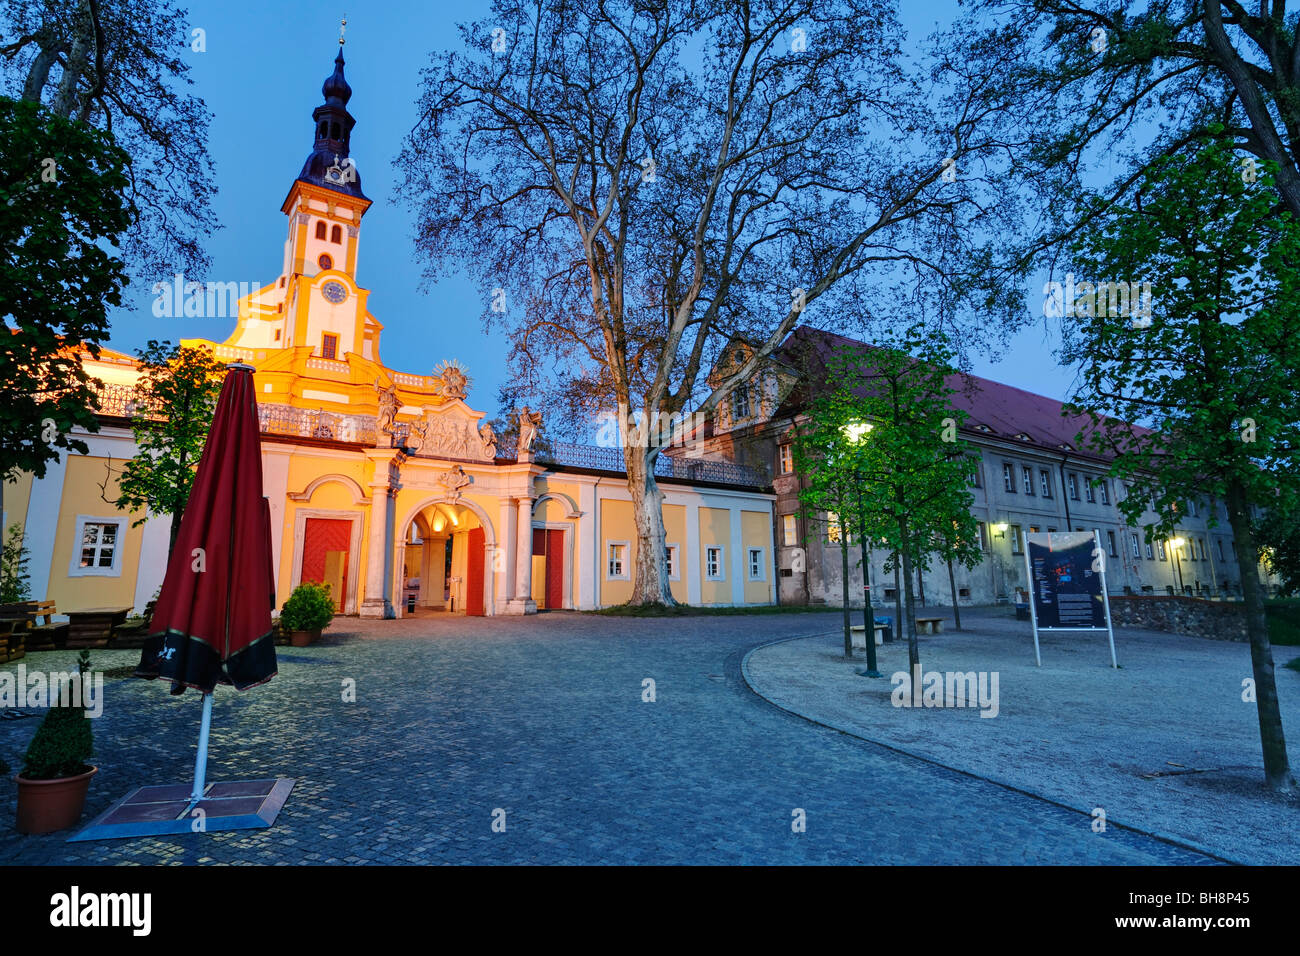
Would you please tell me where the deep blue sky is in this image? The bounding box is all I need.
[106,0,1072,417]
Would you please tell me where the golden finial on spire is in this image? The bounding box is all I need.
[339,14,347,46]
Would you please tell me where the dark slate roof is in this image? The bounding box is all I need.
[773,326,1137,465]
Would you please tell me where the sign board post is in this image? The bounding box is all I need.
[1023,530,1118,668]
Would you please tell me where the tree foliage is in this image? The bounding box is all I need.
[792,331,980,671]
[111,340,224,557]
[1062,137,1299,791]
[0,95,131,487]
[398,0,1027,604]
[1,0,217,278]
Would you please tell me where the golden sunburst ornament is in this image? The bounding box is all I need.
[432,359,472,400]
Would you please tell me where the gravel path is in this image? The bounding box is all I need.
[743,606,1300,864]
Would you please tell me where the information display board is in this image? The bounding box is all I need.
[1022,531,1118,668]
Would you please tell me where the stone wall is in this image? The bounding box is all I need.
[1108,595,1248,642]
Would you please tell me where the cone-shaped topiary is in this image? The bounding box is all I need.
[21,650,94,780]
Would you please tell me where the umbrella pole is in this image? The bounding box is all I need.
[186,692,214,812]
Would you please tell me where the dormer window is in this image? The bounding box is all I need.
[731,385,751,420]
[1014,433,1032,442]
[973,423,992,433]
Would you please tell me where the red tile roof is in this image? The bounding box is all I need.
[775,326,1136,465]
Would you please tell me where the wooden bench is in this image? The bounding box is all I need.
[849,624,886,648]
[915,616,944,635]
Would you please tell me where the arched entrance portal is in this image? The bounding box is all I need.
[395,498,497,617]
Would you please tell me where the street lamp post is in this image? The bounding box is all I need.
[1170,536,1186,595]
[845,421,881,677]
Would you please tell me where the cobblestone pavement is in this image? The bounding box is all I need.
[1,612,1217,865]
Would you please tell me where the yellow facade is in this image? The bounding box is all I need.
[5,47,776,621]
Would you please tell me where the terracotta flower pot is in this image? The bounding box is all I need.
[290,629,320,647]
[16,766,98,835]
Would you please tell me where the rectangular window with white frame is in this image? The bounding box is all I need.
[666,544,680,581]
[747,547,766,581]
[606,541,630,580]
[705,546,725,581]
[1039,469,1052,498]
[1021,466,1034,495]
[778,444,793,474]
[1003,463,1015,492]
[70,516,124,577]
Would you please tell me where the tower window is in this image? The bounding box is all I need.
[315,221,327,240]
[318,121,328,138]
[321,333,338,360]
[331,122,341,139]
[279,276,285,287]
[331,224,342,244]
[318,253,333,270]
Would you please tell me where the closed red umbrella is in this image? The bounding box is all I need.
[136,363,277,693]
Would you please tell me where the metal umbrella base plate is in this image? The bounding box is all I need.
[68,778,294,842]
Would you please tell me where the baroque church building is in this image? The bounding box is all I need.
[2,48,778,620]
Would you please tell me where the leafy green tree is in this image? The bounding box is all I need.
[845,333,980,676]
[1261,511,1300,597]
[793,332,980,674]
[111,340,224,559]
[1063,139,1300,792]
[791,363,873,663]
[0,521,31,603]
[0,96,132,522]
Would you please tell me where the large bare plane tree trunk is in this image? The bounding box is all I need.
[1226,481,1294,791]
[626,448,674,605]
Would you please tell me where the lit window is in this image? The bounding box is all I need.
[706,546,724,580]
[607,543,628,579]
[70,518,122,577]
[321,333,338,360]
[778,444,793,474]
[748,548,765,581]
[782,514,798,546]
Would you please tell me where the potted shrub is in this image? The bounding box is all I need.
[280,581,335,646]
[16,650,95,835]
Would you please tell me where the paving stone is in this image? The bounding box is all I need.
[0,612,1215,864]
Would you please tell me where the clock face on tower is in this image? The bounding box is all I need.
[322,281,348,304]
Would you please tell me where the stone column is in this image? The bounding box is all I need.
[361,453,399,619]
[509,495,537,614]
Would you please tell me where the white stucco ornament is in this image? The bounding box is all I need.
[433,359,470,401]
[436,464,472,503]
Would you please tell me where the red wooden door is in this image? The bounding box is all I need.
[465,527,486,616]
[302,518,351,611]
[532,528,565,609]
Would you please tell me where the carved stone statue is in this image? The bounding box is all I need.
[437,464,472,503]
[517,406,542,459]
[375,380,399,447]
[405,417,428,455]
[479,422,497,459]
